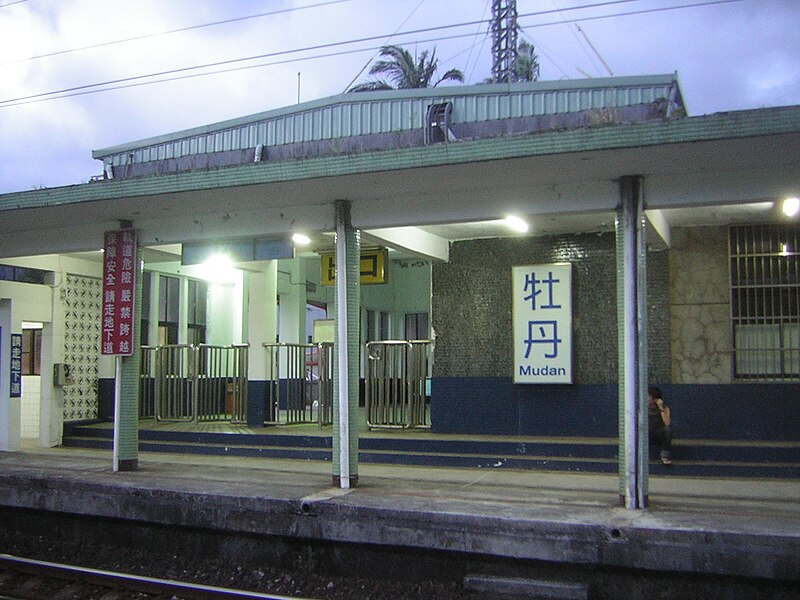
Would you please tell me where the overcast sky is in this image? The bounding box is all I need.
[1,0,798,194]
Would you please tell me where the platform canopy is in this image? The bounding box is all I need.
[0,75,798,260]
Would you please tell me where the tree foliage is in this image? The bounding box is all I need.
[348,45,464,93]
[513,40,540,82]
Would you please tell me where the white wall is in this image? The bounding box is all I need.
[20,375,40,438]
[1,255,102,449]
[206,282,235,345]
[245,262,278,380]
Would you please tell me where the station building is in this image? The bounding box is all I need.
[0,74,798,503]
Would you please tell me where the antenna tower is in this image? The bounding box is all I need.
[491,0,519,83]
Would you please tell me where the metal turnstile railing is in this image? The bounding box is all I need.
[139,346,157,419]
[317,342,334,425]
[139,344,249,423]
[195,344,249,423]
[365,340,432,430]
[229,344,250,424]
[264,342,333,426]
[155,344,195,422]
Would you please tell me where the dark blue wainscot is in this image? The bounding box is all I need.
[430,378,618,437]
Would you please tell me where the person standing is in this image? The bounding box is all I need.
[648,387,672,465]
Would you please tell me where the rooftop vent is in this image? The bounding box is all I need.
[425,102,456,145]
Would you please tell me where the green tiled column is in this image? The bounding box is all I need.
[332,200,360,487]
[114,246,142,471]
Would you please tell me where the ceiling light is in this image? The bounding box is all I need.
[200,253,236,283]
[504,215,529,233]
[292,233,311,245]
[783,196,799,218]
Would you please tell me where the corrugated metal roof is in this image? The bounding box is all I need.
[5,105,797,214]
[93,74,684,170]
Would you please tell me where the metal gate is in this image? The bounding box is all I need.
[196,344,249,423]
[138,344,248,423]
[365,340,432,429]
[139,346,157,419]
[264,342,333,425]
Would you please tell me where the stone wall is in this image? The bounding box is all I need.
[669,226,732,383]
[431,232,671,384]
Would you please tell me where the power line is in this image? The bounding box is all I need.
[1,0,744,109]
[0,0,648,69]
[576,23,613,76]
[464,0,492,83]
[550,0,605,76]
[0,0,353,66]
[1,11,517,106]
[342,0,428,93]
[0,0,30,7]
[2,30,501,109]
[519,30,570,80]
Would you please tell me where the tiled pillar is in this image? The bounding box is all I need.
[616,175,649,509]
[332,200,360,488]
[114,246,143,471]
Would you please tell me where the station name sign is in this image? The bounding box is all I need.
[101,229,137,356]
[512,263,572,384]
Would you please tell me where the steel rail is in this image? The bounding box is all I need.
[0,553,313,600]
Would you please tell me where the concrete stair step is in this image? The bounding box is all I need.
[61,424,800,478]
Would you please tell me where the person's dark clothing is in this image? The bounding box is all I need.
[648,403,672,462]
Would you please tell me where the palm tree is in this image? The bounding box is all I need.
[348,45,464,93]
[513,40,540,82]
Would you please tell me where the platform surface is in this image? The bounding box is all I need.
[1,443,799,583]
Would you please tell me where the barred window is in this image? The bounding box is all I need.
[729,224,799,380]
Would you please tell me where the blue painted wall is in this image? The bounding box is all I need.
[431,378,799,441]
[431,378,618,437]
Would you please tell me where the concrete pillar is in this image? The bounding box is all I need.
[333,200,360,488]
[281,259,307,343]
[616,176,649,509]
[39,320,64,448]
[178,277,189,345]
[245,262,278,426]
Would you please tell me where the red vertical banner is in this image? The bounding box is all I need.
[101,229,137,356]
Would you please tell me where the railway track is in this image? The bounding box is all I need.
[0,553,312,600]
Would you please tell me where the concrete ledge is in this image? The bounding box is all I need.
[0,452,798,584]
[463,575,588,599]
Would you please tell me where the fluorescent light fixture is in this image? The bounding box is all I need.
[504,215,529,233]
[292,233,311,245]
[780,243,790,257]
[201,253,235,283]
[783,196,800,218]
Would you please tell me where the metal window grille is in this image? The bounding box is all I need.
[729,224,800,380]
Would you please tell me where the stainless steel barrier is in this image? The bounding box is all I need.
[365,340,432,430]
[145,344,249,423]
[316,342,334,426]
[139,346,157,419]
[155,344,195,422]
[264,342,333,425]
[195,344,250,423]
[229,344,249,424]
